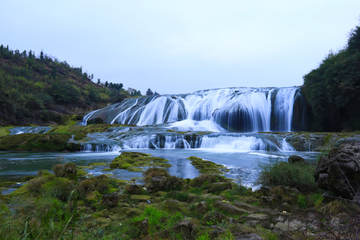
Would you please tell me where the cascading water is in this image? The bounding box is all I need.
[82,87,304,133]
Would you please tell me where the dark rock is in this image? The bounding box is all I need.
[235,233,263,240]
[276,202,292,212]
[195,201,208,214]
[203,211,226,225]
[208,182,232,193]
[213,200,249,215]
[233,201,258,213]
[101,192,119,208]
[131,218,149,236]
[241,214,271,228]
[288,155,305,164]
[259,196,282,208]
[173,220,197,239]
[314,143,360,199]
[254,186,270,198]
[209,225,226,238]
[164,199,188,214]
[125,184,143,194]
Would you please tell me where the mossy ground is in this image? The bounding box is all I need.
[0,126,13,137]
[0,124,132,151]
[1,158,359,239]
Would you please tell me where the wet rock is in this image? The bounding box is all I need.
[173,220,197,239]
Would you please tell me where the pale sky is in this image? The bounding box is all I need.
[1,1,360,94]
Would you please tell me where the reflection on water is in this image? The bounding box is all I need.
[0,149,319,188]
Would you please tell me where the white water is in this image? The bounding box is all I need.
[83,87,302,132]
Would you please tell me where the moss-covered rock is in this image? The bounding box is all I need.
[187,156,229,174]
[52,162,77,179]
[143,167,183,192]
[110,152,171,171]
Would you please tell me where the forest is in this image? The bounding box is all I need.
[0,46,141,126]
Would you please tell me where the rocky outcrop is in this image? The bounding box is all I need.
[314,143,360,199]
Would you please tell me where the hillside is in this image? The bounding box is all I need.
[303,23,360,131]
[0,46,141,126]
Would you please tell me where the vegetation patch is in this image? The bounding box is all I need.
[256,159,318,194]
[187,156,229,174]
[110,152,171,172]
[0,132,80,151]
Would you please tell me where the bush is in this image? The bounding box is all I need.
[256,160,318,194]
[52,162,77,179]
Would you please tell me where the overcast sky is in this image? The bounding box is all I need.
[2,1,360,94]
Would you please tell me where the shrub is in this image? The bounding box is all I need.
[52,162,77,179]
[256,160,318,194]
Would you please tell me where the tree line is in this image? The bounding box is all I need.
[303,22,360,131]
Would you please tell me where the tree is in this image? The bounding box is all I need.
[97,79,101,85]
[146,88,154,96]
[40,50,44,60]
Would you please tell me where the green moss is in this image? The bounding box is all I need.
[187,156,229,174]
[0,127,13,137]
[110,152,172,171]
[0,132,79,151]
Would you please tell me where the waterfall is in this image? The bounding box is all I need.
[81,143,121,152]
[82,87,304,132]
[199,135,280,151]
[273,88,298,132]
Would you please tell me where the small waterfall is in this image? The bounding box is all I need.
[82,87,304,132]
[9,126,52,135]
[199,135,279,151]
[81,143,121,152]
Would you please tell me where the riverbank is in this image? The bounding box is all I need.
[1,151,359,239]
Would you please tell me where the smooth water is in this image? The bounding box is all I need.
[0,149,319,189]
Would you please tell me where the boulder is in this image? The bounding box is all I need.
[125,184,143,194]
[101,192,119,208]
[195,201,208,214]
[209,225,226,238]
[173,220,197,239]
[314,143,360,199]
[241,214,271,228]
[203,211,226,225]
[213,200,249,215]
